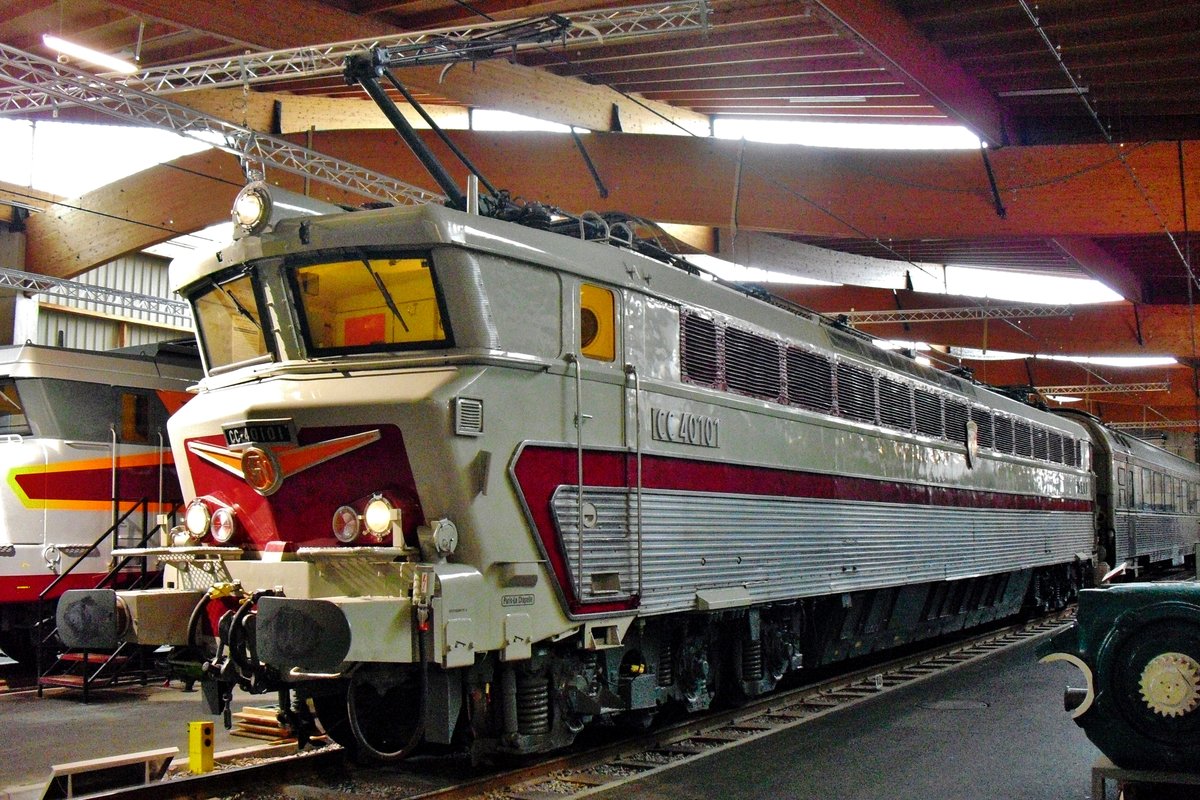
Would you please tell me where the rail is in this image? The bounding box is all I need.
[61,609,1076,800]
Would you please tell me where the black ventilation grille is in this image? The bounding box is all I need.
[1033,426,1049,460]
[786,347,833,412]
[970,407,994,449]
[1014,420,1033,457]
[879,376,913,430]
[837,362,877,423]
[1063,438,1077,467]
[914,389,943,437]
[944,399,969,442]
[725,327,781,400]
[1048,432,1064,463]
[994,415,1014,453]
[681,313,719,387]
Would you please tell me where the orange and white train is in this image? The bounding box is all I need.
[0,342,197,664]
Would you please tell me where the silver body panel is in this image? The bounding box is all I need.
[552,486,1094,613]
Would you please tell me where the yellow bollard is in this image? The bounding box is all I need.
[188,720,214,774]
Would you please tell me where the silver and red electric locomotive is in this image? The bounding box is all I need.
[55,179,1200,759]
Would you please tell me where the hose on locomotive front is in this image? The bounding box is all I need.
[185,592,212,648]
[345,605,429,761]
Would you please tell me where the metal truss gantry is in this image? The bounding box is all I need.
[838,304,1075,325]
[1109,420,1197,431]
[0,2,709,115]
[0,266,191,324]
[1038,382,1170,396]
[0,45,443,207]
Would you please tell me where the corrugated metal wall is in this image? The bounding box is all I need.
[36,306,181,350]
[33,252,193,350]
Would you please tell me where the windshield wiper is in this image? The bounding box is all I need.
[360,255,410,333]
[212,279,262,331]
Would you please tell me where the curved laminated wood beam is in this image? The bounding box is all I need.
[297,131,1200,239]
[21,130,1200,284]
[23,150,243,278]
[807,0,1013,146]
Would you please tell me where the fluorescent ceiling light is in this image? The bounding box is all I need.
[1036,354,1178,368]
[1045,395,1083,403]
[0,198,43,213]
[42,35,137,74]
[683,253,840,285]
[788,96,868,104]
[997,87,1088,97]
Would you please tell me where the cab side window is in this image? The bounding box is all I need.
[579,283,616,362]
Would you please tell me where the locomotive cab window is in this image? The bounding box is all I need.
[191,272,270,371]
[120,392,152,444]
[579,283,615,362]
[0,378,29,436]
[292,255,450,354]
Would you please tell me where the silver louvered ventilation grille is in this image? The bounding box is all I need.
[725,327,780,400]
[677,307,1081,467]
[786,347,833,412]
[454,397,484,436]
[837,362,877,423]
[914,389,943,437]
[879,376,913,430]
[971,407,994,448]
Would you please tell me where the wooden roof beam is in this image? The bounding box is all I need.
[20,131,1199,279]
[1050,236,1147,304]
[806,0,1014,146]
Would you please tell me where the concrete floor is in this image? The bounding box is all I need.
[597,634,1102,800]
[0,673,260,797]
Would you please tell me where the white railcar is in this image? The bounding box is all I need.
[0,343,197,664]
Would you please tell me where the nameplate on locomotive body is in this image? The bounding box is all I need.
[650,408,719,448]
[222,419,297,448]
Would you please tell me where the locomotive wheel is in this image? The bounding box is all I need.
[0,628,39,667]
[0,617,58,668]
[310,687,356,751]
[345,665,424,762]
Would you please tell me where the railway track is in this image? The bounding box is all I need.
[60,608,1075,800]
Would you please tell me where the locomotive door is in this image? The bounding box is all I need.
[568,282,641,607]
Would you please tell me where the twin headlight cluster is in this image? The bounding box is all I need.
[176,493,400,546]
[332,493,400,544]
[177,498,238,546]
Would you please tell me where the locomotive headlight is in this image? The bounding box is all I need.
[210,506,238,543]
[232,181,272,237]
[332,505,361,543]
[363,494,399,535]
[184,499,211,539]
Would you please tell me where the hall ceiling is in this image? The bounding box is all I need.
[1,0,1199,430]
